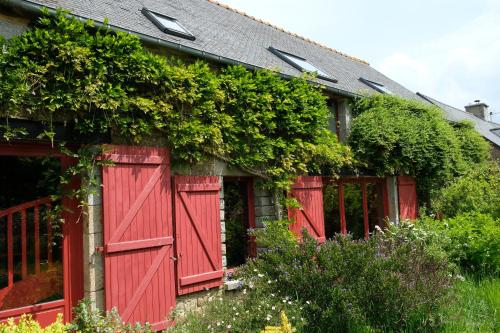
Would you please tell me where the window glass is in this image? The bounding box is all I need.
[366,182,386,234]
[328,103,338,135]
[150,12,190,34]
[323,183,340,239]
[343,183,364,239]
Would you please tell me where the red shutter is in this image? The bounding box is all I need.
[288,176,326,243]
[102,146,175,331]
[174,176,223,295]
[398,176,418,220]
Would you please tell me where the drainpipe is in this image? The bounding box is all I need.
[1,0,360,99]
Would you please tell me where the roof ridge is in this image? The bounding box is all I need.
[205,0,369,65]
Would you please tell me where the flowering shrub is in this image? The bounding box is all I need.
[167,287,305,333]
[169,221,453,332]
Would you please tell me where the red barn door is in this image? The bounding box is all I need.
[102,146,175,331]
[174,176,223,295]
[398,176,418,220]
[288,176,326,243]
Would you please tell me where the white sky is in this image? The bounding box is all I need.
[217,0,500,123]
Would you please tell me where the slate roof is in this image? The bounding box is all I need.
[13,0,423,101]
[4,0,498,147]
[417,93,500,147]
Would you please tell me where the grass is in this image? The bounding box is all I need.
[439,277,499,333]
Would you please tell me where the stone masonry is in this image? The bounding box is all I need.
[82,167,105,311]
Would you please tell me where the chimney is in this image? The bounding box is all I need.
[465,100,489,120]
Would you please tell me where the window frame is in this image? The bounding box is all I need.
[268,47,338,83]
[323,177,389,239]
[142,7,196,41]
[359,77,392,94]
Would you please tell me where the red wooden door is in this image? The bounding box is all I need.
[174,176,223,295]
[288,176,326,242]
[398,176,418,220]
[102,146,175,331]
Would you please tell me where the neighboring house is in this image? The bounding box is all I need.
[0,0,498,329]
[417,93,500,159]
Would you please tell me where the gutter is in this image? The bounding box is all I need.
[1,0,359,99]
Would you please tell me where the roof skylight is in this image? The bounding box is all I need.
[269,47,337,83]
[359,78,392,94]
[142,7,195,41]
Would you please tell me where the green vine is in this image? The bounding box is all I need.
[0,9,352,195]
[348,94,492,201]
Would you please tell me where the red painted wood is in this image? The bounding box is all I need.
[7,214,13,288]
[361,183,369,239]
[21,210,27,279]
[339,183,347,235]
[174,176,223,295]
[0,197,51,218]
[60,155,84,322]
[0,144,83,326]
[0,300,65,326]
[398,176,418,220]
[288,176,326,242]
[34,205,40,274]
[102,145,175,330]
[105,236,174,253]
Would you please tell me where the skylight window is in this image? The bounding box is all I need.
[359,78,393,94]
[268,47,337,83]
[142,7,195,41]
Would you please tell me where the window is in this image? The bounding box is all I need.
[142,7,195,41]
[491,128,500,138]
[359,78,392,94]
[269,47,337,83]
[327,100,340,138]
[323,178,388,240]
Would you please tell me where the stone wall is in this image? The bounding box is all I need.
[0,12,29,39]
[82,167,105,310]
[253,182,276,228]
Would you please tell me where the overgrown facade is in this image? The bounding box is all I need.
[0,0,499,329]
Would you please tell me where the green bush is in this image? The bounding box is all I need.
[0,10,352,191]
[417,213,500,276]
[431,163,500,218]
[69,299,152,333]
[348,95,491,199]
[235,221,453,332]
[0,314,67,333]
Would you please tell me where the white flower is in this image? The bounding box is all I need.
[272,306,276,310]
[227,325,232,329]
[258,273,264,278]
[306,300,310,305]
[216,322,221,326]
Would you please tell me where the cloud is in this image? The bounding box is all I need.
[376,3,500,123]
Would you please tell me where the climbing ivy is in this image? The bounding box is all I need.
[348,94,491,200]
[0,9,351,191]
